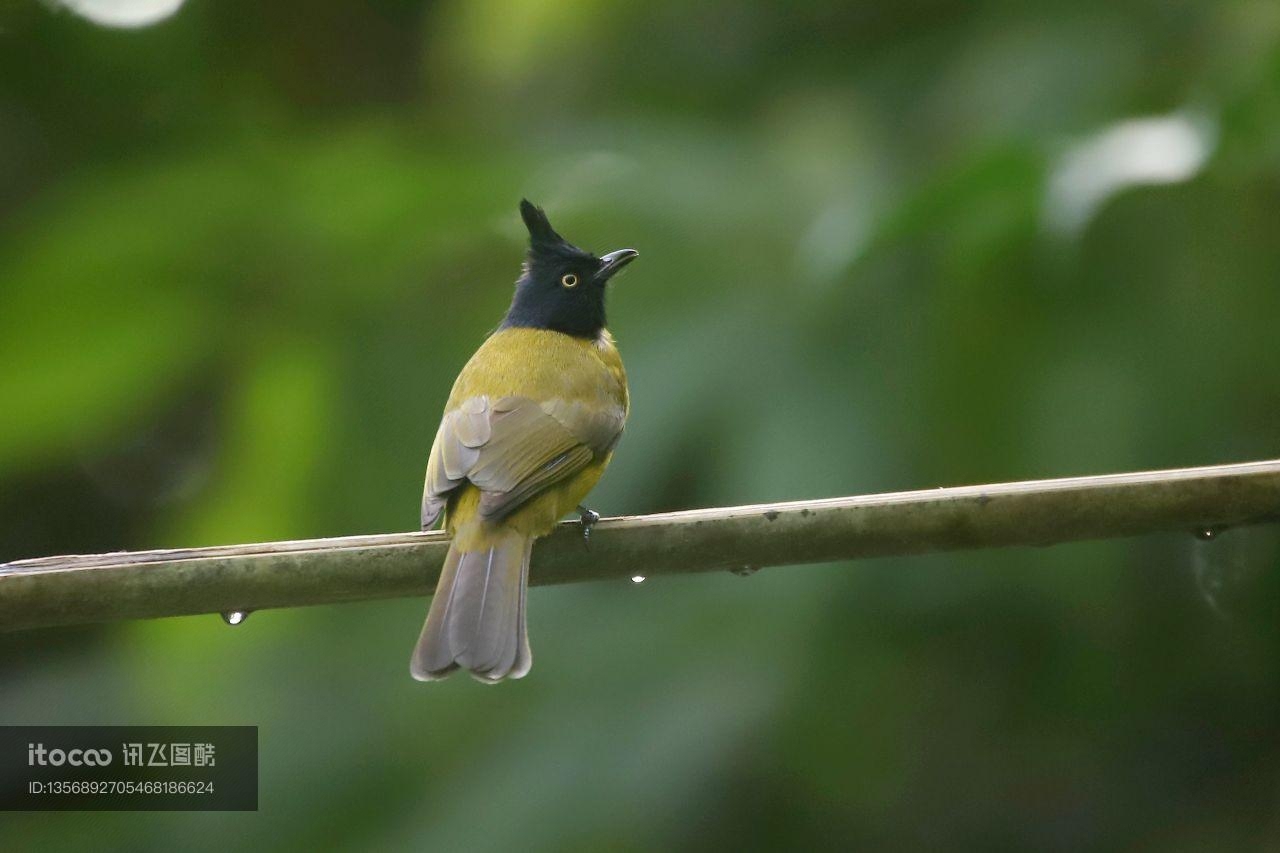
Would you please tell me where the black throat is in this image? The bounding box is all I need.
[500,274,606,339]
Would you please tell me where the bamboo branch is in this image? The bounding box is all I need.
[2,459,1279,632]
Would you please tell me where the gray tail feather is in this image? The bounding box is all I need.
[410,533,533,683]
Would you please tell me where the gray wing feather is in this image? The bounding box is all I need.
[420,393,624,529]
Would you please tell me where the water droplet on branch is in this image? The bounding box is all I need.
[1192,528,1233,619]
[220,610,250,626]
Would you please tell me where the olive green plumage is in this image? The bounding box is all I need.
[411,201,637,682]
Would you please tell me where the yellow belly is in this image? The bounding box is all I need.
[448,456,610,550]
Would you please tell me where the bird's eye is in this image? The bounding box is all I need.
[561,273,579,288]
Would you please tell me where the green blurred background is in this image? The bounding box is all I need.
[2,0,1279,848]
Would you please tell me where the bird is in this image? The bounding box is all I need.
[411,199,638,682]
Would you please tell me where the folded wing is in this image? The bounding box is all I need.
[421,394,624,529]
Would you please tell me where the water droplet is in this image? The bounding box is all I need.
[731,565,759,577]
[1192,528,1232,619]
[630,575,645,584]
[53,0,189,30]
[220,610,249,626]
[1192,525,1276,622]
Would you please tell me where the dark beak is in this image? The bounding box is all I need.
[595,248,639,283]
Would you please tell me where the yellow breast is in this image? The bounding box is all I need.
[448,327,628,415]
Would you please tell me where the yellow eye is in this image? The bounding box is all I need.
[561,273,579,288]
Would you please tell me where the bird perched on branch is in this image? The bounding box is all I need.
[411,200,638,682]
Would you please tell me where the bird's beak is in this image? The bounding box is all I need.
[595,248,639,283]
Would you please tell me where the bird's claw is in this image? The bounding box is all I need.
[577,505,600,548]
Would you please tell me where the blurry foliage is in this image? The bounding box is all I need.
[2,0,1280,849]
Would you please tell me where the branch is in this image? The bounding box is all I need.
[3,459,1279,632]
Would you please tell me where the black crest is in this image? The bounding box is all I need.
[519,199,565,247]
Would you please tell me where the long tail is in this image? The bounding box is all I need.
[410,529,533,683]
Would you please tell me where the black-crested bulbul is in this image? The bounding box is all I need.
[411,200,637,682]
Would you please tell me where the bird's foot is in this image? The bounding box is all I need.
[576,505,601,548]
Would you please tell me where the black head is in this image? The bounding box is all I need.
[499,199,638,339]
